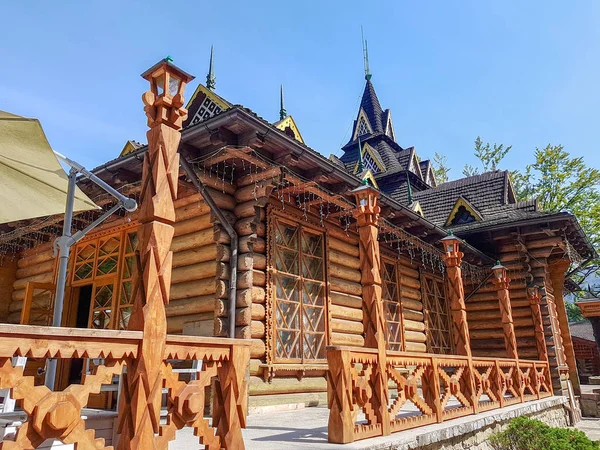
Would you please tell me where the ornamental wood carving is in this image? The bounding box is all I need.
[492,272,519,360]
[527,286,549,362]
[0,60,250,450]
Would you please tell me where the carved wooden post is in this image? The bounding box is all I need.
[327,349,355,443]
[548,261,580,395]
[491,262,518,360]
[118,58,194,449]
[526,284,548,362]
[352,184,390,435]
[441,234,477,413]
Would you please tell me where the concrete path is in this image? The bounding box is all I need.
[169,396,568,450]
[575,418,600,442]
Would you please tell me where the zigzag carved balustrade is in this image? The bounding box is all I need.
[0,324,250,449]
[327,346,553,444]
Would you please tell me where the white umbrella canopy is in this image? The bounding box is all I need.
[0,110,98,224]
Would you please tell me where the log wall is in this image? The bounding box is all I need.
[328,235,364,348]
[398,257,427,353]
[0,258,18,322]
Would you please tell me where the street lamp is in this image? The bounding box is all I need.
[492,260,507,282]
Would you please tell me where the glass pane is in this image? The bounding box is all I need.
[126,232,139,253]
[302,281,324,307]
[303,332,325,360]
[275,275,299,303]
[276,329,300,359]
[76,243,96,262]
[99,237,120,256]
[276,300,300,330]
[301,232,322,257]
[97,257,118,276]
[275,248,298,274]
[120,281,133,305]
[74,262,93,281]
[302,255,323,280]
[94,285,113,308]
[118,306,132,330]
[91,310,111,329]
[275,222,298,248]
[123,256,135,278]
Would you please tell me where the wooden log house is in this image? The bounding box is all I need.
[0,55,594,419]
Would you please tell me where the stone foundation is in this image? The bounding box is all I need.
[384,397,569,450]
[581,389,600,418]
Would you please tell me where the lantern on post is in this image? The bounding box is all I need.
[352,184,380,227]
[491,260,510,289]
[441,231,463,267]
[141,56,194,130]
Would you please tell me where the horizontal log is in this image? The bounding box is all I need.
[204,187,236,211]
[172,244,222,268]
[175,201,211,222]
[329,277,362,296]
[405,342,427,353]
[196,172,236,195]
[171,261,225,284]
[166,295,216,317]
[171,228,217,253]
[400,276,420,290]
[328,263,361,283]
[331,332,364,347]
[240,236,265,254]
[401,286,422,302]
[398,264,420,280]
[402,309,424,322]
[181,319,214,337]
[403,319,425,332]
[235,182,274,203]
[331,318,363,335]
[235,217,266,237]
[251,320,265,339]
[468,308,535,321]
[328,237,359,258]
[16,249,53,269]
[404,330,427,343]
[238,287,266,305]
[251,339,266,359]
[15,260,55,279]
[234,201,266,221]
[328,249,360,270]
[167,312,214,334]
[467,298,531,311]
[467,289,527,303]
[401,298,423,312]
[13,272,53,291]
[398,257,419,270]
[248,375,326,395]
[238,253,267,271]
[237,270,266,289]
[468,317,534,330]
[170,278,225,300]
[329,291,362,309]
[330,304,363,322]
[175,192,204,208]
[470,327,539,340]
[173,214,212,237]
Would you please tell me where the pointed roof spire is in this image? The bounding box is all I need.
[206,45,216,91]
[406,170,414,204]
[279,84,287,120]
[361,26,372,81]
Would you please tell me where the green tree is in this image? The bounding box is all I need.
[463,136,512,177]
[565,301,584,323]
[512,145,600,295]
[432,152,450,184]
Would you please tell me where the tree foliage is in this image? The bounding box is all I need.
[432,152,450,184]
[565,301,584,323]
[489,416,599,450]
[463,136,512,177]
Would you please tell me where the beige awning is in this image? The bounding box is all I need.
[0,110,98,224]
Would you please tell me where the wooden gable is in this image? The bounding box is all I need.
[274,115,305,144]
[183,84,231,128]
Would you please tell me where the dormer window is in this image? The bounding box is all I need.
[357,117,370,137]
[450,206,477,225]
[363,150,380,174]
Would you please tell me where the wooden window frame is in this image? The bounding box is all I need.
[68,223,139,331]
[269,213,329,364]
[421,272,454,355]
[381,256,405,352]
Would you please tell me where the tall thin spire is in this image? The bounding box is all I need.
[206,45,216,91]
[361,26,372,81]
[279,84,287,120]
[406,170,414,204]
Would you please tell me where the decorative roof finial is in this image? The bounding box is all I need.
[361,26,372,81]
[206,45,216,91]
[279,84,287,120]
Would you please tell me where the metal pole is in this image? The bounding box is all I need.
[45,167,77,389]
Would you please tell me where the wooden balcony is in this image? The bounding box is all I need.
[326,345,553,444]
[0,323,250,449]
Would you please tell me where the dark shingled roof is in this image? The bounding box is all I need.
[359,80,384,134]
[414,170,514,226]
[569,320,596,342]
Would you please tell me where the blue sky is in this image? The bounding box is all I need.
[1,1,599,177]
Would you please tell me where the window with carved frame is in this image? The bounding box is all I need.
[270,216,327,363]
[381,257,404,351]
[421,272,453,354]
[71,225,139,330]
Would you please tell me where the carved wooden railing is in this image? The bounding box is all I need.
[0,324,250,449]
[327,346,553,444]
